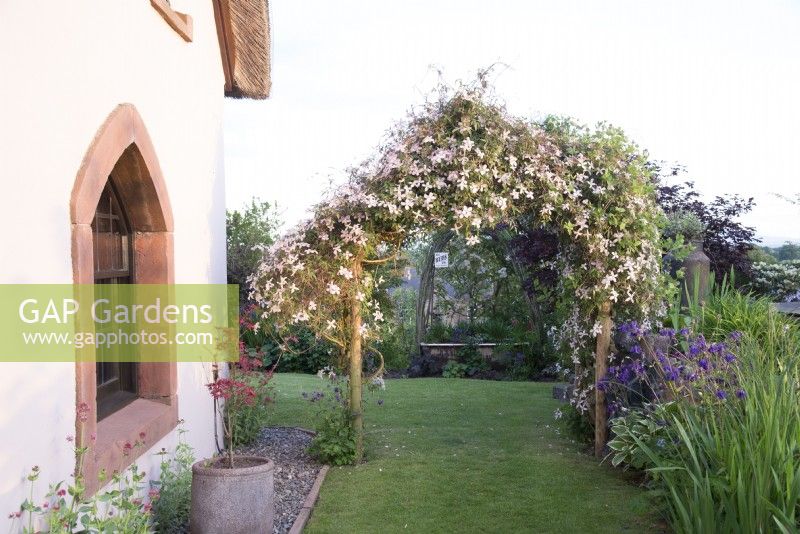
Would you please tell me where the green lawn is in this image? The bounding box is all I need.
[268,374,662,534]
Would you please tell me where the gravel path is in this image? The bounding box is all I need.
[236,427,323,534]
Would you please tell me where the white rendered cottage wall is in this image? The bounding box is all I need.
[0,1,228,526]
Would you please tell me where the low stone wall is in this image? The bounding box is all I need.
[410,342,528,377]
[420,343,500,360]
[421,342,530,362]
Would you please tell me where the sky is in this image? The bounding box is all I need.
[224,0,800,247]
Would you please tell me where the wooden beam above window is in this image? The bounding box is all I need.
[150,0,193,42]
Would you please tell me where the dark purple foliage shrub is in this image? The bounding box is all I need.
[655,174,758,282]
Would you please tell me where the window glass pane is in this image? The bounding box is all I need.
[93,178,137,420]
[92,183,131,279]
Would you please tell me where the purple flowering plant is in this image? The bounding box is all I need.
[302,367,385,466]
[604,322,746,473]
[303,368,357,465]
[599,321,745,418]
[607,287,800,532]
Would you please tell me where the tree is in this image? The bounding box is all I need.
[776,242,800,261]
[503,223,560,350]
[748,246,777,265]
[431,237,508,327]
[226,199,279,301]
[412,223,558,360]
[655,179,758,281]
[414,230,453,348]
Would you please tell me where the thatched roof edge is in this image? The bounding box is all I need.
[215,0,271,99]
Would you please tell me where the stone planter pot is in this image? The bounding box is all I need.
[190,455,274,534]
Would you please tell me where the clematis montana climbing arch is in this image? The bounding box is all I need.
[250,81,667,459]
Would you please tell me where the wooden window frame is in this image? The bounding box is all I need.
[93,181,139,421]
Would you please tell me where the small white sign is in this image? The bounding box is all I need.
[434,252,449,268]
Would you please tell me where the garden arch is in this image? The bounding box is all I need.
[252,85,665,457]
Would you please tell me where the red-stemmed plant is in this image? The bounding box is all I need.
[206,344,277,469]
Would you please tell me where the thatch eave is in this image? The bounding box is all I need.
[214,0,271,100]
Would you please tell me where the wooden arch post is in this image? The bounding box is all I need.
[594,300,612,458]
[348,257,365,462]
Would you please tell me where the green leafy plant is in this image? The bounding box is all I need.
[649,288,800,533]
[432,238,513,328]
[559,402,594,445]
[505,354,534,381]
[77,463,151,534]
[607,403,678,470]
[425,320,454,343]
[230,370,274,447]
[442,360,469,378]
[305,369,358,466]
[607,285,800,533]
[458,344,490,376]
[748,246,778,264]
[275,326,337,373]
[226,198,279,301]
[375,286,417,370]
[11,404,153,533]
[689,277,800,349]
[151,423,195,534]
[308,403,357,466]
[240,304,335,374]
[663,210,705,242]
[639,341,800,533]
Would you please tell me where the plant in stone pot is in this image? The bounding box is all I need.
[190,365,275,534]
[664,210,705,247]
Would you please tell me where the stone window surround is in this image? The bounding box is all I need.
[71,104,178,495]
